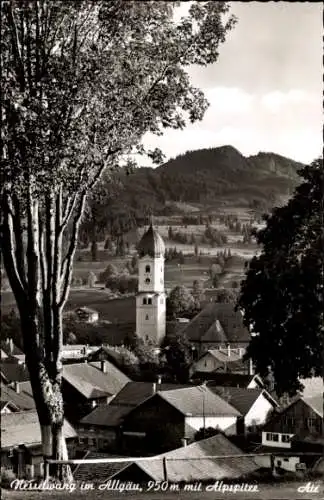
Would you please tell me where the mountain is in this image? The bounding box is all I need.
[110,146,304,216]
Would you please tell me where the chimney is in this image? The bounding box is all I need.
[181,438,188,447]
[101,360,107,373]
[157,375,162,388]
[227,344,231,357]
[152,382,157,394]
[248,358,254,375]
[14,381,20,394]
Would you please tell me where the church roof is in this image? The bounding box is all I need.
[138,224,165,258]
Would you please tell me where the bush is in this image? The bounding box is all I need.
[1,468,16,488]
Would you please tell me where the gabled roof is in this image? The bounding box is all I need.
[73,452,129,483]
[62,361,130,400]
[158,386,241,417]
[302,395,323,418]
[1,382,35,411]
[208,386,277,415]
[80,404,132,427]
[1,410,77,448]
[182,303,250,344]
[0,361,30,383]
[111,381,193,408]
[1,340,23,356]
[203,349,243,363]
[1,349,8,360]
[263,393,324,430]
[112,434,259,482]
[299,377,324,397]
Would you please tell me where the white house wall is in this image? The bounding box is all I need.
[245,394,274,427]
[185,416,237,435]
[254,455,300,473]
[261,432,295,448]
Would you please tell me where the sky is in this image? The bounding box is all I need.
[142,2,322,166]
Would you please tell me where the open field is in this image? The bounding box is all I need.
[2,480,324,500]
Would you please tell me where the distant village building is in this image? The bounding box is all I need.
[136,223,166,344]
[74,306,99,323]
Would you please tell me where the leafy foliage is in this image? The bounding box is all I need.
[160,334,192,383]
[167,285,196,319]
[238,159,324,395]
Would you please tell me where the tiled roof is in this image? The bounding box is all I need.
[111,382,193,408]
[62,361,130,400]
[1,382,35,410]
[1,340,23,356]
[73,452,129,483]
[299,377,324,397]
[158,386,241,417]
[114,434,259,482]
[0,361,30,383]
[302,395,323,418]
[1,410,77,448]
[207,349,242,363]
[80,404,132,427]
[182,303,250,344]
[208,386,266,415]
[263,394,323,431]
[1,349,8,360]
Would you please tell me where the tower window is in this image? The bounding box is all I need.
[143,298,147,305]
[145,265,151,273]
[145,314,149,320]
[148,298,152,305]
[145,278,151,284]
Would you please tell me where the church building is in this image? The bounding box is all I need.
[136,223,166,344]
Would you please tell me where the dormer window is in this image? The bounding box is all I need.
[145,265,151,273]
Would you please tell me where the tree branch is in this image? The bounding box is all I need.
[1,194,28,302]
[58,192,86,308]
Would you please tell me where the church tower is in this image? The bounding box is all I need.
[136,223,166,344]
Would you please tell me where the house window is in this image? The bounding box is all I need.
[88,438,96,446]
[145,278,151,284]
[78,438,85,445]
[8,448,14,458]
[145,315,149,320]
[145,265,151,273]
[148,298,152,305]
[283,458,289,462]
[305,418,318,431]
[266,433,279,442]
[284,416,295,427]
[143,298,147,305]
[281,434,291,443]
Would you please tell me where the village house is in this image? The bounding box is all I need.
[62,360,130,422]
[120,386,241,454]
[1,382,35,412]
[74,306,99,323]
[77,381,193,452]
[208,386,278,432]
[255,393,323,472]
[1,410,77,479]
[189,347,249,377]
[181,302,251,356]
